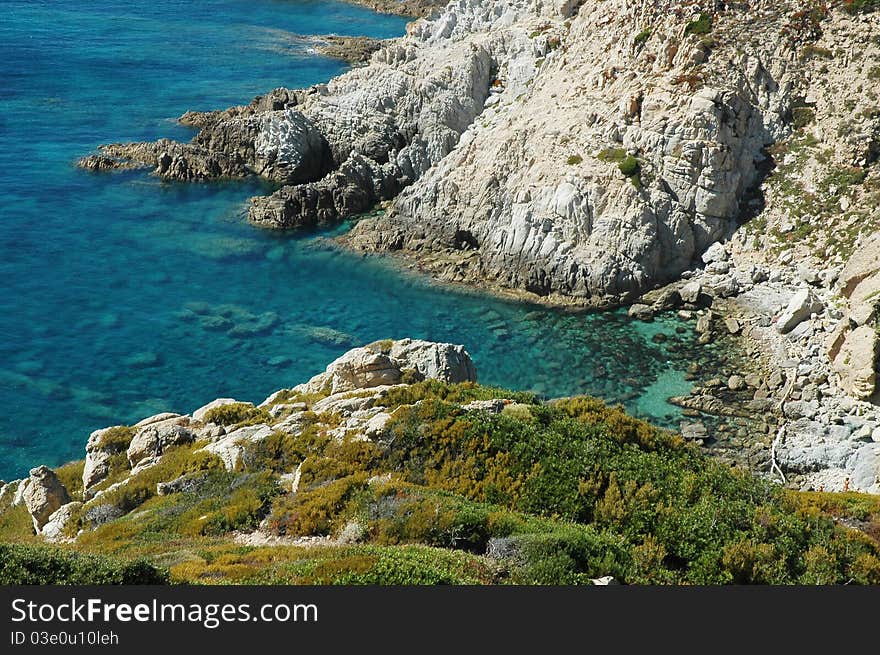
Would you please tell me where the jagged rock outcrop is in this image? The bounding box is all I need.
[23,466,70,532]
[82,426,130,497]
[312,36,388,64]
[298,338,476,395]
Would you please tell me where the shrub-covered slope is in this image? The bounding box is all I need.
[2,369,879,585]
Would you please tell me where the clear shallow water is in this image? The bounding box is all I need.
[0,0,694,480]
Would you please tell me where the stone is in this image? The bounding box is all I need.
[728,375,746,391]
[82,425,132,497]
[680,281,703,304]
[830,325,878,400]
[839,232,880,306]
[193,398,241,422]
[744,374,762,388]
[22,466,70,532]
[157,473,203,496]
[388,339,478,385]
[680,421,708,441]
[201,424,274,470]
[797,266,820,285]
[126,416,194,468]
[627,303,654,320]
[300,339,476,395]
[695,312,713,335]
[701,242,728,264]
[776,289,823,334]
[724,318,741,334]
[41,502,83,541]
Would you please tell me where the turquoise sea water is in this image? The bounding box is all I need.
[0,0,694,480]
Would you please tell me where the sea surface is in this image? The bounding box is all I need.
[0,0,695,479]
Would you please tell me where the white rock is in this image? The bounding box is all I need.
[22,466,70,532]
[701,242,728,264]
[776,288,823,334]
[680,281,702,304]
[200,424,274,471]
[41,502,82,541]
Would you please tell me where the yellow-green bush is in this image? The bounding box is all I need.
[201,402,267,426]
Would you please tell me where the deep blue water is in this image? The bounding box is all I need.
[0,0,694,480]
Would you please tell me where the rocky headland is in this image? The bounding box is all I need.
[72,1,880,494]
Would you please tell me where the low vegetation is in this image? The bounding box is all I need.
[3,382,879,585]
[0,544,167,584]
[685,12,713,36]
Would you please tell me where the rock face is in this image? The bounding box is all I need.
[299,338,477,395]
[826,235,880,401]
[77,1,873,307]
[126,415,195,468]
[831,326,878,401]
[82,426,130,497]
[23,466,70,532]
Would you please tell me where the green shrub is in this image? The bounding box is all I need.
[378,380,537,411]
[685,13,713,36]
[618,155,640,177]
[201,402,266,426]
[597,148,627,163]
[53,460,85,501]
[567,154,583,165]
[81,444,223,519]
[633,28,652,47]
[267,474,369,537]
[96,426,134,450]
[842,0,880,14]
[0,544,167,584]
[792,106,816,130]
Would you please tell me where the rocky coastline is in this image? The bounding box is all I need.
[72,0,880,494]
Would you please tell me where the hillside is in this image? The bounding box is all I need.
[2,340,879,585]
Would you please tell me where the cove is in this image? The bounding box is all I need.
[0,0,694,480]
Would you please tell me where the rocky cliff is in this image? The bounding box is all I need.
[75,0,880,492]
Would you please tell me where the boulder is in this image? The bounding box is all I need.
[41,502,82,541]
[388,339,477,385]
[728,375,746,391]
[627,303,654,321]
[127,416,194,468]
[830,325,878,400]
[701,242,728,264]
[775,288,823,334]
[22,466,70,532]
[839,233,880,306]
[201,424,273,470]
[680,281,702,304]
